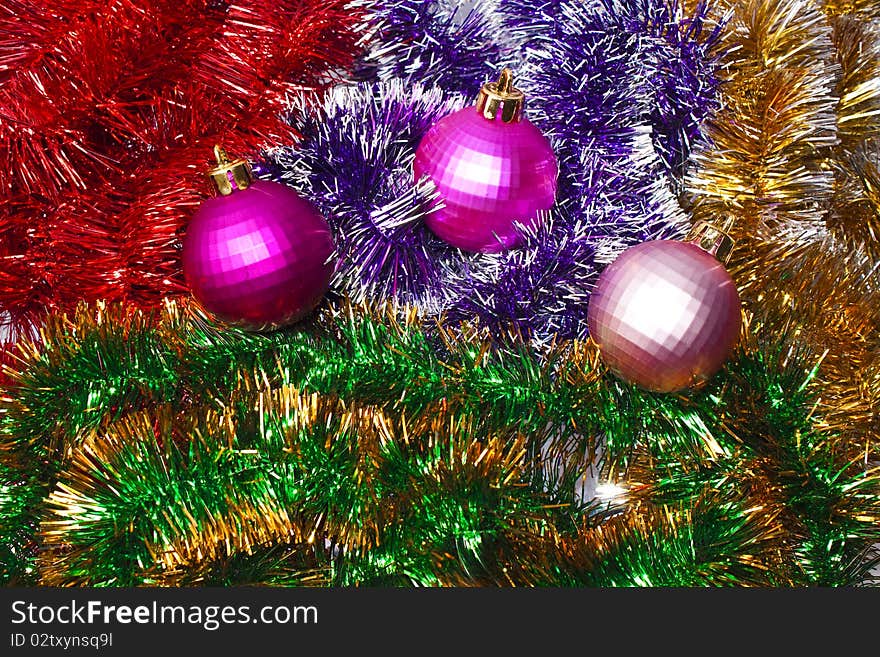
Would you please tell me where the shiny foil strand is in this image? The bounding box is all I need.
[568,497,789,586]
[0,300,185,463]
[353,0,508,96]
[822,0,880,19]
[444,216,600,348]
[731,228,880,448]
[144,544,331,587]
[518,30,692,242]
[827,14,880,257]
[831,16,880,147]
[0,457,45,584]
[39,402,317,586]
[0,299,852,467]
[831,140,880,257]
[503,0,726,178]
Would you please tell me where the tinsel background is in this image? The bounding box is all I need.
[1,0,879,586]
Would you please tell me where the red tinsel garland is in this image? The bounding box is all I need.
[0,0,365,338]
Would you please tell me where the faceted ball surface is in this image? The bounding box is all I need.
[413,107,557,253]
[586,240,741,393]
[182,180,334,330]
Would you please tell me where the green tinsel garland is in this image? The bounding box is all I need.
[0,301,877,586]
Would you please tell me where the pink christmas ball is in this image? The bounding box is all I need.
[182,180,335,330]
[413,107,557,253]
[586,240,741,393]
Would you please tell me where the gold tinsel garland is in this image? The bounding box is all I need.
[685,0,880,448]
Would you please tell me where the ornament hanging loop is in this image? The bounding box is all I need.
[208,144,253,196]
[214,145,231,165]
[497,68,514,94]
[686,218,736,264]
[477,68,525,123]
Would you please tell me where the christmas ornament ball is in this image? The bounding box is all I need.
[586,237,741,393]
[183,147,335,330]
[413,69,557,253]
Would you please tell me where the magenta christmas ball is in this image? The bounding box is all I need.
[413,69,557,253]
[586,239,741,393]
[183,148,334,331]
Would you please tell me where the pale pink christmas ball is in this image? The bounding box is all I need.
[586,240,742,393]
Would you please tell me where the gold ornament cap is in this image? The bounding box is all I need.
[476,68,525,123]
[208,145,253,196]
[685,218,736,264]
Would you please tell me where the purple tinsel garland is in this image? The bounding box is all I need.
[268,82,470,309]
[503,0,725,178]
[445,217,600,344]
[264,0,723,342]
[353,0,509,97]
[520,29,687,239]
